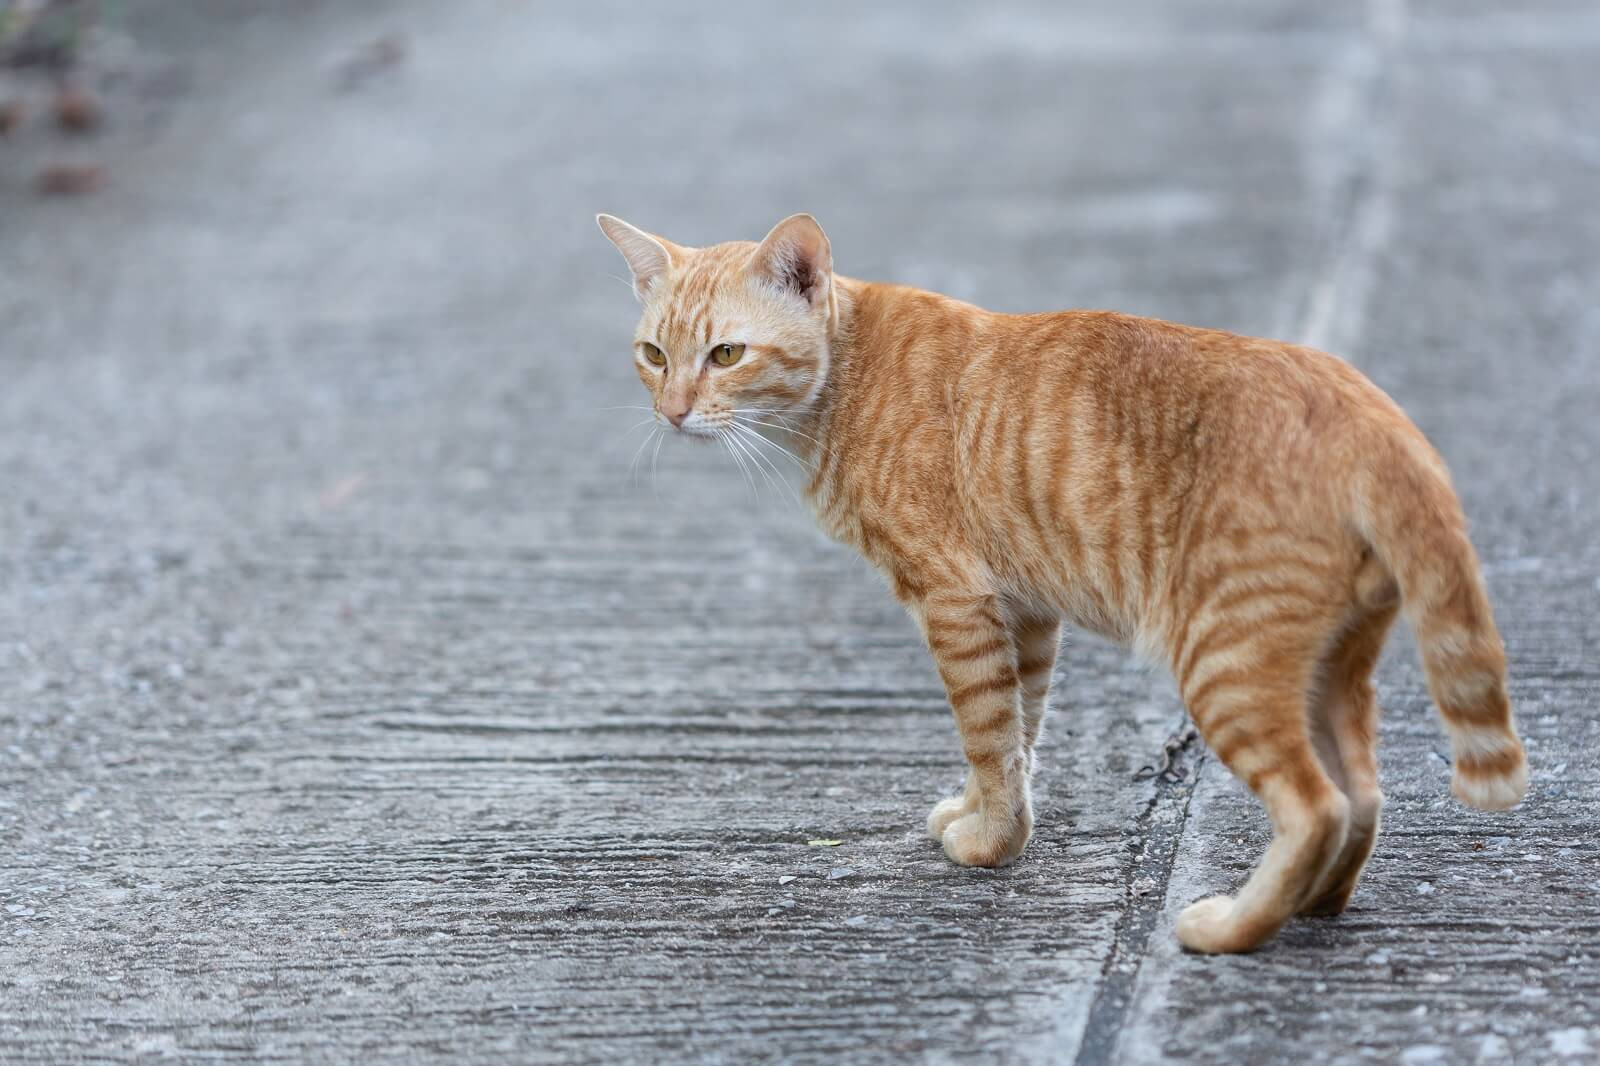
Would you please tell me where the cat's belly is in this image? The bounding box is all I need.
[1003,563,1143,648]
[1054,582,1141,647]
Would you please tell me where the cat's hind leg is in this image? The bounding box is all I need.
[1301,601,1398,917]
[918,589,1032,867]
[1174,624,1350,953]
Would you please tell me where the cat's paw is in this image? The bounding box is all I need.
[926,793,978,840]
[1176,895,1248,954]
[940,808,1030,868]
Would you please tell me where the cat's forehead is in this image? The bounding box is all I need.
[638,241,768,347]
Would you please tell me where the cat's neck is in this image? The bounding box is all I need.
[794,274,967,448]
[779,276,868,466]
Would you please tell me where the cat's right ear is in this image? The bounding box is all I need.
[596,214,678,302]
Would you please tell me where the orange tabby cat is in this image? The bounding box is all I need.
[597,212,1527,953]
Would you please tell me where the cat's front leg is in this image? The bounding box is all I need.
[916,589,1033,868]
[1012,611,1062,775]
[926,608,1058,841]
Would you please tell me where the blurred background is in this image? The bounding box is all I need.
[2,1,1597,1063]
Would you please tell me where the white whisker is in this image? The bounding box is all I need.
[627,427,659,488]
[734,407,802,427]
[730,426,801,507]
[726,428,780,503]
[732,415,833,476]
[733,414,825,452]
[623,416,660,436]
[718,430,758,500]
[733,422,813,476]
[649,430,666,502]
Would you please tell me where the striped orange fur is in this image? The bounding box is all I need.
[598,212,1528,953]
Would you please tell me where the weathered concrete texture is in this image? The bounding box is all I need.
[1,0,1596,1063]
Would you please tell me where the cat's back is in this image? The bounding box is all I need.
[840,282,1405,483]
[976,306,1401,456]
[984,307,1355,396]
[958,305,1411,542]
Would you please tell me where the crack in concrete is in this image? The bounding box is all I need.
[1072,716,1206,1066]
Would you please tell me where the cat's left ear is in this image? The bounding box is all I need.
[748,213,833,312]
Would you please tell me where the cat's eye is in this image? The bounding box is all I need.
[710,343,746,367]
[641,342,666,367]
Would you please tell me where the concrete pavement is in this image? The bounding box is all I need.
[1,1,1597,1062]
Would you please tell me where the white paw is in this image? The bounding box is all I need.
[1176,895,1239,954]
[926,794,975,840]
[1451,755,1528,812]
[940,809,1029,869]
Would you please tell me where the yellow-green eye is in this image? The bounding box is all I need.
[710,342,746,367]
[641,342,666,367]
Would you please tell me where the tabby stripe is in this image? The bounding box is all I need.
[1171,561,1321,658]
[948,674,1017,706]
[1019,432,1054,564]
[1182,666,1262,715]
[1171,583,1326,662]
[957,703,1019,738]
[749,343,811,372]
[926,618,1002,641]
[1017,652,1056,678]
[1177,606,1329,688]
[1205,580,1324,618]
[1210,717,1301,772]
[968,392,996,467]
[1454,747,1523,777]
[934,637,1010,663]
[965,750,1008,776]
[1103,492,1125,614]
[1181,550,1330,615]
[991,401,1016,502]
[1135,450,1157,609]
[1048,424,1086,573]
[924,594,1004,620]
[1438,695,1511,727]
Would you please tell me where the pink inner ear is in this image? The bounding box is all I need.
[775,244,821,302]
[759,232,829,306]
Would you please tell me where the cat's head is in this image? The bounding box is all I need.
[596,213,837,437]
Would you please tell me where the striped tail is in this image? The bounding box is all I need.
[1352,437,1528,811]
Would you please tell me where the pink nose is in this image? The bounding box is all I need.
[662,405,691,427]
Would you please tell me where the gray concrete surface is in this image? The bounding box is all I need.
[1,0,1597,1062]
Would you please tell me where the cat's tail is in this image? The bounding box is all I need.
[1350,434,1528,811]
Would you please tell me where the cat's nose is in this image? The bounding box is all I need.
[662,404,691,427]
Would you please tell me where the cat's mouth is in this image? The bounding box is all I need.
[672,413,730,439]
